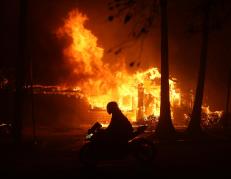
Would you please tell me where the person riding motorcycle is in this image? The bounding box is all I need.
[80,102,156,165]
[94,101,133,146]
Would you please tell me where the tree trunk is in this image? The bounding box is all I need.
[187,3,210,136]
[223,69,231,130]
[225,70,231,114]
[13,0,27,143]
[155,0,175,139]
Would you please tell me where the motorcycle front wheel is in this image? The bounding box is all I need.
[79,143,98,167]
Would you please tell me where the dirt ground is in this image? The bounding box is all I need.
[1,127,231,178]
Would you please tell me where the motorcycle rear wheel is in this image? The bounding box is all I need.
[133,139,156,164]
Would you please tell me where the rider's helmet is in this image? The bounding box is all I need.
[106,101,119,114]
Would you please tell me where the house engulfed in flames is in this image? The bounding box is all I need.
[55,9,182,124]
[52,9,223,127]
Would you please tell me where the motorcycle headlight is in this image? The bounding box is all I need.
[86,133,93,140]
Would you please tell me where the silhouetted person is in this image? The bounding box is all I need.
[105,101,133,144]
[94,101,133,146]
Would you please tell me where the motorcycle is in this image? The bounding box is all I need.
[79,122,156,166]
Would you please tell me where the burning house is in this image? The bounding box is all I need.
[55,9,186,126]
[0,8,223,130]
[12,8,216,128]
[0,5,225,132]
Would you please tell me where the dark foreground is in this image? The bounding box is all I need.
[1,127,231,178]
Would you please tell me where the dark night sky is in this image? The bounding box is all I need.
[1,0,231,111]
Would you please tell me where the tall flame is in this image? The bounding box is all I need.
[57,10,181,122]
[57,10,104,75]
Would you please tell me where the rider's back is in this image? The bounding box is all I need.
[106,110,133,143]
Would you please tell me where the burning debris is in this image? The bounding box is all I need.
[184,106,224,129]
[24,84,84,98]
[201,106,224,128]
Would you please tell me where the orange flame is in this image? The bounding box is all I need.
[57,10,104,75]
[57,10,181,122]
[202,106,223,118]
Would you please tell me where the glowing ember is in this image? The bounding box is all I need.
[57,9,182,122]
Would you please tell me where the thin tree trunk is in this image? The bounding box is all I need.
[30,54,37,144]
[155,0,175,138]
[223,69,231,130]
[187,3,210,136]
[13,0,27,143]
[225,69,231,114]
